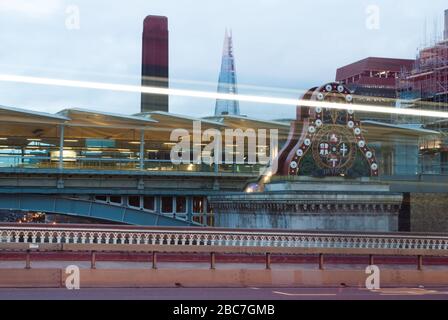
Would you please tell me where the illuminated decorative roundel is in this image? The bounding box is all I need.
[312,126,356,170]
[279,82,379,178]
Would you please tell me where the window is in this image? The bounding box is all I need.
[109,196,122,205]
[128,196,140,208]
[193,196,204,214]
[143,196,155,211]
[95,195,107,202]
[176,196,187,213]
[161,196,173,213]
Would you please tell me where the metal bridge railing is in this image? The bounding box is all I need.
[1,224,448,255]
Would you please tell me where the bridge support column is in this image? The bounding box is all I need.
[152,252,157,269]
[25,250,31,270]
[139,129,145,170]
[186,197,193,223]
[210,252,216,270]
[318,253,324,270]
[369,254,374,266]
[417,255,423,271]
[59,124,65,170]
[91,251,96,270]
[265,253,271,270]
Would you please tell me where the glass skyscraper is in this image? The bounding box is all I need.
[214,30,240,116]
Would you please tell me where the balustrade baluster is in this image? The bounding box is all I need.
[136,234,142,245]
[31,232,37,244]
[56,232,62,244]
[5,232,11,243]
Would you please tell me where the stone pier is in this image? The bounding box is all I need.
[209,178,402,232]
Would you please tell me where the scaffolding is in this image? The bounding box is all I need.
[396,39,448,126]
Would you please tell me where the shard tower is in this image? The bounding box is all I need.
[214,30,240,116]
[141,15,169,113]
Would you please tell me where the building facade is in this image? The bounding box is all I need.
[336,57,414,122]
[396,37,448,126]
[396,9,448,172]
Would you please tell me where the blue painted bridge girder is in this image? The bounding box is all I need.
[0,195,200,227]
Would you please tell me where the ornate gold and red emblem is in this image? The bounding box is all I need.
[276,83,378,177]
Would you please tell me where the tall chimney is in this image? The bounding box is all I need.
[445,9,448,40]
[141,16,169,113]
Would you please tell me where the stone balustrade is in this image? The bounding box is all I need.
[1,225,448,253]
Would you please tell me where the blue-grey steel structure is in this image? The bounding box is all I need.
[0,195,198,226]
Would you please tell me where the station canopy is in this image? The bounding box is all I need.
[0,105,441,146]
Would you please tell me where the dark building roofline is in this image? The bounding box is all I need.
[336,57,415,81]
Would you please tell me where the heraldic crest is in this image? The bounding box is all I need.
[276,82,379,177]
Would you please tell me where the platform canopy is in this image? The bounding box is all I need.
[0,105,68,125]
[361,120,441,142]
[58,108,157,129]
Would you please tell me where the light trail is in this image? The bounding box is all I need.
[1,73,448,119]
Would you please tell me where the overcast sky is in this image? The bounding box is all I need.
[0,0,447,120]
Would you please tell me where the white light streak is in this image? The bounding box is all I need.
[1,74,448,119]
